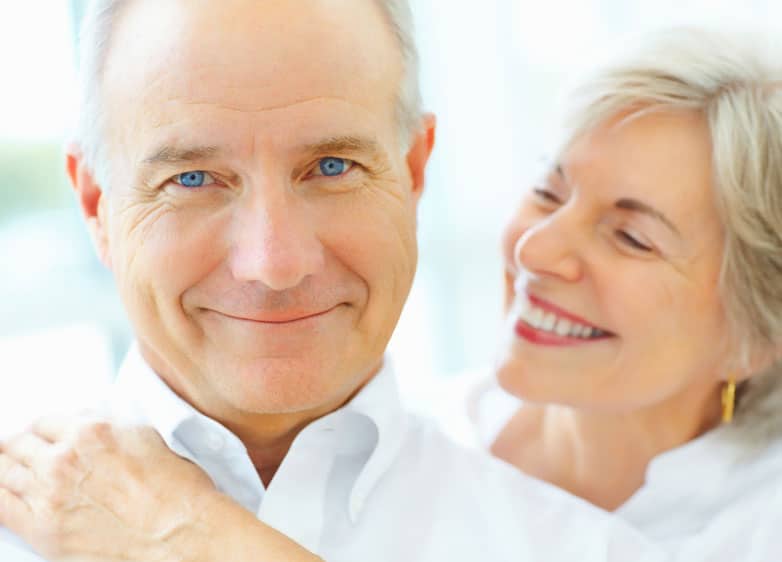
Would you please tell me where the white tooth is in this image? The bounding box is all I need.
[569,324,584,338]
[555,318,571,336]
[583,326,594,338]
[542,312,557,332]
[521,307,536,326]
[518,297,531,317]
[529,307,545,328]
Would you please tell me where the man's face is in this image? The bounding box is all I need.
[82,0,433,419]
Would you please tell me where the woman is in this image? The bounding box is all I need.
[482,26,782,557]
[2,26,781,561]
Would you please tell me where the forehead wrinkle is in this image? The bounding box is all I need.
[133,94,383,143]
[172,95,380,121]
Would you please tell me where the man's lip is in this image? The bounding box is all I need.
[526,293,613,334]
[208,306,338,324]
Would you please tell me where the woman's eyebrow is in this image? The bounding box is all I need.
[555,163,682,237]
[615,198,682,237]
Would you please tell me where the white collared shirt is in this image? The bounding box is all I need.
[465,375,782,562]
[1,347,664,562]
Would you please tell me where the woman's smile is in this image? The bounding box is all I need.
[512,292,614,346]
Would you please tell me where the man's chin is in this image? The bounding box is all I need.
[203,357,354,415]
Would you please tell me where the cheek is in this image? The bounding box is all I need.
[320,194,418,323]
[110,203,229,311]
[609,269,726,386]
[501,205,537,309]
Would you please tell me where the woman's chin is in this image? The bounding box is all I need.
[494,355,545,403]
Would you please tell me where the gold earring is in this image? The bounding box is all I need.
[721,376,737,424]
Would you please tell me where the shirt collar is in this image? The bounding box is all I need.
[109,343,408,523]
[110,343,219,457]
[339,358,408,523]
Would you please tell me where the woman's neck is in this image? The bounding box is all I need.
[491,382,723,511]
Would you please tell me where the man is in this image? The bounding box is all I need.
[0,1,663,560]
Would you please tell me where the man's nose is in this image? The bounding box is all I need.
[513,212,584,283]
[228,186,325,291]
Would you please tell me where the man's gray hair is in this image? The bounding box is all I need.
[76,0,423,189]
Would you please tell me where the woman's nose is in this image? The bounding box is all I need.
[512,214,584,283]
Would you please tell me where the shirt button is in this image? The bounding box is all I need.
[205,431,225,453]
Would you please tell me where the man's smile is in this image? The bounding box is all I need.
[203,305,342,326]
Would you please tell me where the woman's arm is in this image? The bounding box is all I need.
[196,494,324,562]
[0,417,322,562]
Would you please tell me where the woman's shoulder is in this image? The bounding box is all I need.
[618,425,782,558]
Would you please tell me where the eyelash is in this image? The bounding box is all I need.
[533,188,561,205]
[533,188,654,253]
[307,157,357,178]
[170,171,218,189]
[167,157,359,190]
[614,230,653,252]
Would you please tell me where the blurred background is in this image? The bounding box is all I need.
[2,0,781,431]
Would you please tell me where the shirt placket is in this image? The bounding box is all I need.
[258,423,339,554]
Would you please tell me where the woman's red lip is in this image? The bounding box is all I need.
[526,293,607,332]
[514,321,610,346]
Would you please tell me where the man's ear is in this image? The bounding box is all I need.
[405,113,436,202]
[65,142,112,269]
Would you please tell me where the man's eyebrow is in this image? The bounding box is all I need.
[302,135,384,157]
[615,198,681,237]
[142,145,222,165]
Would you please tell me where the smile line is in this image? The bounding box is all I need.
[211,306,338,325]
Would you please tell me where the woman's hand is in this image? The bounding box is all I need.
[0,416,222,561]
[0,416,322,562]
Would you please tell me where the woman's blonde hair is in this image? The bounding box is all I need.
[559,28,782,439]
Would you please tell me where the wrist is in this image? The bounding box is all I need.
[170,491,325,562]
[164,489,236,562]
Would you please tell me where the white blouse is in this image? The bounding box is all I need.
[465,377,782,561]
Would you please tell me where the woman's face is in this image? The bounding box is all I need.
[497,109,729,411]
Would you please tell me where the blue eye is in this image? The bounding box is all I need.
[175,171,213,188]
[317,158,352,177]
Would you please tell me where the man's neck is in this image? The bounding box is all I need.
[137,342,383,487]
[206,368,380,487]
[492,380,723,511]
